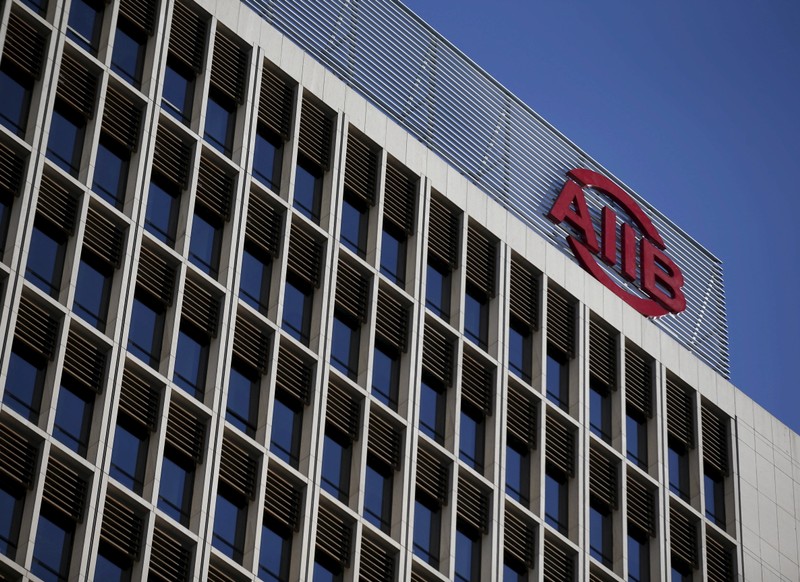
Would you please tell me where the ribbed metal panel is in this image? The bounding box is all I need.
[210,27,248,104]
[298,93,332,170]
[102,84,141,152]
[0,421,37,490]
[100,495,143,562]
[383,159,416,235]
[546,286,574,357]
[169,0,207,73]
[245,193,282,258]
[287,222,322,288]
[165,400,206,464]
[335,259,370,324]
[119,0,157,35]
[343,128,379,206]
[461,349,493,416]
[374,286,408,353]
[62,331,106,393]
[275,344,313,404]
[427,193,459,269]
[181,277,220,337]
[84,206,124,268]
[415,446,447,504]
[241,0,729,378]
[150,527,191,582]
[367,413,401,471]
[0,141,25,198]
[37,173,77,234]
[119,366,160,431]
[196,154,234,221]
[42,456,86,522]
[545,412,574,477]
[153,121,193,189]
[136,246,176,305]
[232,312,270,374]
[465,222,496,298]
[258,62,294,139]
[316,505,351,569]
[219,438,257,500]
[264,468,302,531]
[15,294,59,360]
[56,51,97,119]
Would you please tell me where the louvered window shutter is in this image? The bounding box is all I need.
[344,129,379,206]
[547,287,575,357]
[383,160,416,235]
[625,344,652,418]
[627,474,656,537]
[701,403,729,476]
[181,277,220,337]
[461,350,492,416]
[219,438,257,500]
[62,331,106,393]
[2,11,47,81]
[37,173,77,234]
[275,345,313,405]
[165,400,206,464]
[286,224,322,288]
[316,505,351,570]
[545,412,574,477]
[258,64,294,140]
[0,141,25,199]
[245,194,282,259]
[374,287,409,354]
[298,94,332,170]
[119,366,160,432]
[232,312,270,374]
[589,319,617,390]
[152,122,193,189]
[457,477,488,534]
[543,535,574,582]
[666,375,694,448]
[427,194,459,269]
[150,527,191,582]
[360,537,395,582]
[136,246,176,306]
[421,323,453,388]
[706,534,734,582]
[670,507,698,569]
[100,495,143,562]
[119,0,157,36]
[415,447,448,505]
[465,222,495,298]
[335,259,370,324]
[326,378,360,441]
[507,384,536,449]
[102,84,141,152]
[56,52,97,119]
[264,468,302,531]
[42,457,87,522]
[509,256,538,330]
[210,28,247,104]
[589,446,617,509]
[168,0,206,73]
[0,422,37,491]
[196,154,233,221]
[367,414,401,471]
[84,206,124,269]
[504,510,535,569]
[14,295,59,360]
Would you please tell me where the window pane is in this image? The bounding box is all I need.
[704,472,725,526]
[340,198,367,256]
[313,561,341,582]
[0,194,13,255]
[668,444,689,500]
[47,108,84,176]
[508,325,530,381]
[110,424,146,493]
[31,513,73,582]
[627,413,647,468]
[464,290,487,348]
[321,433,349,501]
[213,493,245,561]
[158,455,193,525]
[419,381,444,443]
[259,523,291,581]
[544,471,567,533]
[162,64,193,122]
[506,444,528,504]
[173,330,208,399]
[67,0,102,52]
[546,350,568,410]
[425,262,450,318]
[331,316,358,379]
[364,464,391,532]
[189,213,221,276]
[239,247,271,312]
[271,396,300,467]
[145,181,179,245]
[293,161,321,221]
[26,226,65,296]
[204,95,235,154]
[94,551,131,581]
[53,384,93,455]
[3,350,44,421]
[93,142,128,207]
[227,366,258,435]
[590,504,612,566]
[379,228,405,285]
[628,534,648,582]
[455,529,480,582]
[459,409,483,471]
[253,131,282,191]
[0,68,31,136]
[413,500,438,566]
[127,298,163,366]
[0,487,23,557]
[590,383,611,442]
[73,258,111,329]
[371,346,398,409]
[282,280,311,343]
[111,25,145,86]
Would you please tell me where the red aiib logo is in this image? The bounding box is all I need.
[547,169,686,317]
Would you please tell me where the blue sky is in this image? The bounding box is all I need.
[401,0,800,433]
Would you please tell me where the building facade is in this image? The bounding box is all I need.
[0,0,797,580]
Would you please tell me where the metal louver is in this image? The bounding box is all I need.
[181,277,220,337]
[466,222,495,298]
[326,378,360,441]
[152,121,193,189]
[367,414,401,471]
[343,128,379,206]
[706,534,734,582]
[383,159,416,235]
[415,447,448,505]
[62,331,106,393]
[196,155,233,221]
[509,256,538,330]
[286,224,322,288]
[14,295,59,360]
[547,287,575,357]
[543,535,574,582]
[545,412,574,477]
[275,345,312,404]
[670,507,698,569]
[335,259,370,324]
[316,505,351,569]
[264,468,302,531]
[427,194,459,269]
[461,350,493,416]
[258,63,294,140]
[627,473,656,537]
[136,246,176,306]
[100,495,143,562]
[149,527,191,582]
[0,141,25,198]
[232,312,270,374]
[360,537,395,582]
[168,0,207,72]
[56,51,97,118]
[374,287,408,353]
[589,318,617,389]
[589,446,617,509]
[102,84,141,152]
[504,510,535,569]
[84,206,124,268]
[666,375,694,448]
[210,28,248,104]
[625,344,652,417]
[165,400,206,464]
[507,384,536,449]
[298,94,332,170]
[219,438,257,501]
[702,403,729,476]
[42,456,86,522]
[245,193,282,258]
[119,0,157,35]
[457,477,488,534]
[421,323,453,388]
[37,173,77,234]
[2,11,46,80]
[119,366,160,431]
[0,421,37,490]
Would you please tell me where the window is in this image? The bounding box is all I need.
[320,431,351,502]
[66,0,103,53]
[127,295,165,367]
[379,226,406,285]
[371,344,399,409]
[546,347,569,410]
[459,407,484,472]
[670,564,691,582]
[506,443,530,505]
[110,421,147,493]
[668,441,690,500]
[239,245,271,313]
[144,179,180,246]
[425,260,451,319]
[95,545,133,581]
[259,521,291,581]
[331,314,359,379]
[544,468,568,534]
[53,383,94,456]
[589,502,612,566]
[46,105,86,176]
[157,452,194,525]
[31,511,74,581]
[0,192,13,254]
[73,255,112,329]
[282,278,312,344]
[188,211,222,276]
[162,60,194,122]
[173,328,209,399]
[419,379,445,443]
[313,560,342,582]
[3,348,46,422]
[704,469,725,527]
[293,157,322,222]
[270,394,302,467]
[508,321,531,382]
[413,498,440,567]
[589,381,612,442]
[628,532,649,582]
[26,224,66,297]
[340,196,368,256]
[0,64,33,137]
[464,287,488,349]
[626,412,647,469]
[226,364,258,436]
[93,140,129,208]
[455,527,481,582]
[21,0,47,16]
[503,562,527,582]
[253,128,283,191]
[204,92,236,155]
[111,21,146,86]
[0,484,24,557]
[212,491,247,562]
[364,462,392,532]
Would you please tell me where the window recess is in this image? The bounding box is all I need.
[461,350,493,420]
[209,27,247,106]
[666,376,694,449]
[589,318,617,390]
[669,506,698,574]
[335,258,370,324]
[0,421,37,491]
[315,504,352,574]
[0,11,47,136]
[83,205,124,269]
[166,399,206,465]
[504,509,536,573]
[286,222,323,289]
[118,0,157,36]
[232,311,270,375]
[416,446,449,507]
[382,160,416,238]
[326,378,360,442]
[149,526,192,582]
[13,293,60,362]
[102,84,142,154]
[264,468,302,533]
[701,403,729,478]
[422,321,454,388]
[41,455,87,524]
[168,0,206,73]
[427,194,460,271]
[457,476,488,535]
[35,172,78,230]
[546,286,575,357]
[119,365,161,433]
[254,63,293,191]
[62,329,106,394]
[360,536,395,582]
[219,437,257,501]
[625,344,652,418]
[367,412,402,472]
[297,93,332,172]
[627,472,656,538]
[542,534,575,582]
[276,342,314,406]
[465,221,496,300]
[0,140,25,252]
[99,494,144,570]
[245,192,282,258]
[49,52,97,172]
[343,127,379,206]
[706,533,734,582]
[135,245,176,309]
[507,384,537,451]
[509,255,539,332]
[180,275,220,337]
[545,412,575,478]
[374,286,409,354]
[151,120,193,191]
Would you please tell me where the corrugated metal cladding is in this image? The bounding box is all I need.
[242,0,730,378]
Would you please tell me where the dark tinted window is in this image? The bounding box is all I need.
[364,463,392,532]
[413,499,440,566]
[459,407,484,471]
[546,348,569,410]
[3,349,45,422]
[590,380,611,442]
[455,528,480,582]
[371,345,398,409]
[127,296,164,367]
[340,197,368,256]
[26,225,66,296]
[110,422,147,493]
[590,502,612,566]
[46,106,85,176]
[67,0,103,53]
[379,227,405,285]
[668,441,689,500]
[212,492,247,561]
[505,443,529,505]
[704,470,725,527]
[293,158,322,222]
[158,452,193,525]
[111,23,145,86]
[270,395,301,467]
[145,180,180,245]
[626,412,647,468]
[188,212,222,276]
[240,246,271,313]
[282,279,312,344]
[425,261,450,319]
[173,328,209,399]
[31,512,74,581]
[508,322,531,382]
[73,256,112,329]
[162,61,194,122]
[53,383,94,455]
[226,365,258,436]
[331,315,359,379]
[321,432,351,502]
[544,469,567,534]
[0,486,24,557]
[205,94,235,155]
[464,288,488,349]
[259,522,291,581]
[419,379,445,443]
[93,141,129,208]
[0,66,32,137]
[253,129,283,191]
